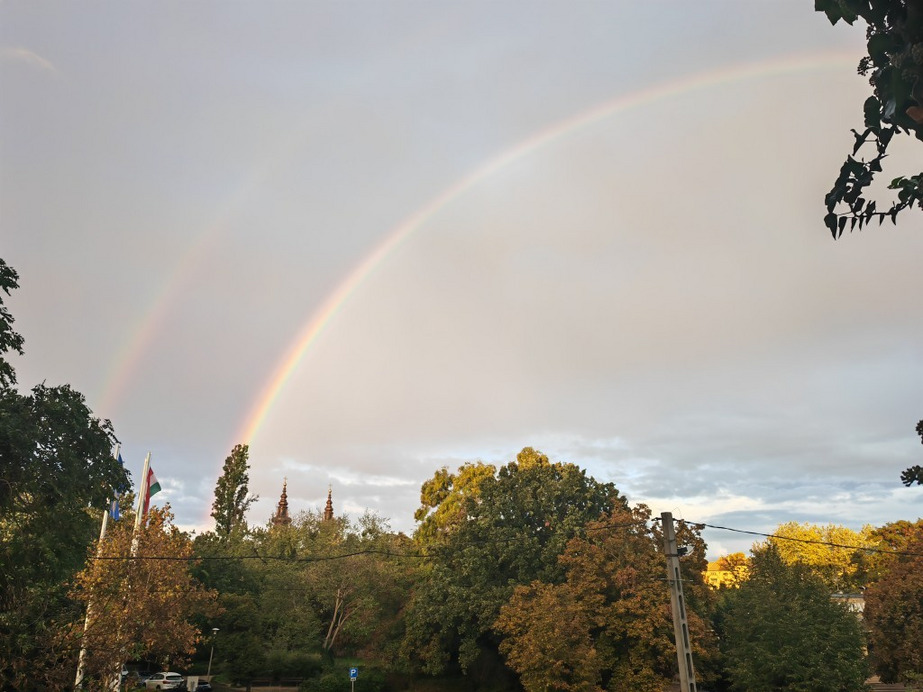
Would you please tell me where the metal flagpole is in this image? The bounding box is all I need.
[133,452,151,533]
[111,452,152,692]
[130,452,151,554]
[74,445,119,689]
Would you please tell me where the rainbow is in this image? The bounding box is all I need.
[96,122,322,417]
[96,231,217,416]
[232,51,859,450]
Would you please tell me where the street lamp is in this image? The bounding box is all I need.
[206,627,219,679]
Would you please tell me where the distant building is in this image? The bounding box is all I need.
[271,478,292,527]
[323,486,334,522]
[270,480,335,526]
[831,592,865,616]
[704,558,750,589]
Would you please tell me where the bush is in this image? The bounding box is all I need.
[308,667,388,692]
[264,650,324,679]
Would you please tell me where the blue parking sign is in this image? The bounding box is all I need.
[349,667,358,681]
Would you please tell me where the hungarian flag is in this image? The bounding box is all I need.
[142,466,162,518]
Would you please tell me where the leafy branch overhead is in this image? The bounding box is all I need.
[816,0,923,237]
[900,419,923,486]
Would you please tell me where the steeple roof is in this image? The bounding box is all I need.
[271,478,292,527]
[323,485,334,522]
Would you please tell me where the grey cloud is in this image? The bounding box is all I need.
[3,2,919,557]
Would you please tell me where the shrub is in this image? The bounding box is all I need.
[264,650,324,679]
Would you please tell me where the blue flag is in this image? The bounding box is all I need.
[109,452,124,520]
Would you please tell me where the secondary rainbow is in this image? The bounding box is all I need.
[95,119,322,418]
[233,51,859,448]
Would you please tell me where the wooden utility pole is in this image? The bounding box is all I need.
[661,512,697,692]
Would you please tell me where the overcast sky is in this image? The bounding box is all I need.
[3,2,921,558]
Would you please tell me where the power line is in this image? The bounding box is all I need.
[89,518,923,563]
[92,547,427,563]
[682,520,923,559]
[91,520,649,563]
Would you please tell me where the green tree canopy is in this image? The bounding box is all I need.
[717,545,868,692]
[192,530,268,683]
[211,443,257,537]
[193,508,416,684]
[0,259,128,687]
[403,448,625,683]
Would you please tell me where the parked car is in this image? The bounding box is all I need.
[195,680,212,691]
[144,672,185,690]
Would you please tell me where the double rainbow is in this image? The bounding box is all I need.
[94,52,859,451]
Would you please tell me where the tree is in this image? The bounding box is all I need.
[863,523,923,684]
[869,518,923,554]
[193,507,417,684]
[816,0,923,236]
[0,258,24,388]
[0,259,128,688]
[712,552,750,588]
[403,448,625,683]
[495,580,603,692]
[211,443,257,538]
[765,521,874,591]
[413,461,496,543]
[495,504,717,692]
[70,505,219,684]
[192,531,268,683]
[718,545,868,692]
[301,513,414,659]
[900,419,923,486]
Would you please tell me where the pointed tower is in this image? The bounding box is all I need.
[271,478,292,527]
[323,485,334,522]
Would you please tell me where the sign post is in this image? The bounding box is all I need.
[349,667,358,692]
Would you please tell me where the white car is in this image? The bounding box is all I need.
[144,672,185,690]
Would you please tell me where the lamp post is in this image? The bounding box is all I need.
[206,627,219,679]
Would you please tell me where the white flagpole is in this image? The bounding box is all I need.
[109,452,151,691]
[130,452,151,557]
[74,444,120,689]
[133,452,151,534]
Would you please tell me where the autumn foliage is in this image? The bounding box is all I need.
[70,506,219,684]
[495,505,716,692]
[864,524,923,684]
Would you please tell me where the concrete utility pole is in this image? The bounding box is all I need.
[661,512,697,692]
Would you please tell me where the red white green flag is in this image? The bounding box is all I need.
[142,467,162,517]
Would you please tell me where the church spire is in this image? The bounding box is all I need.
[271,478,292,527]
[323,485,334,522]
